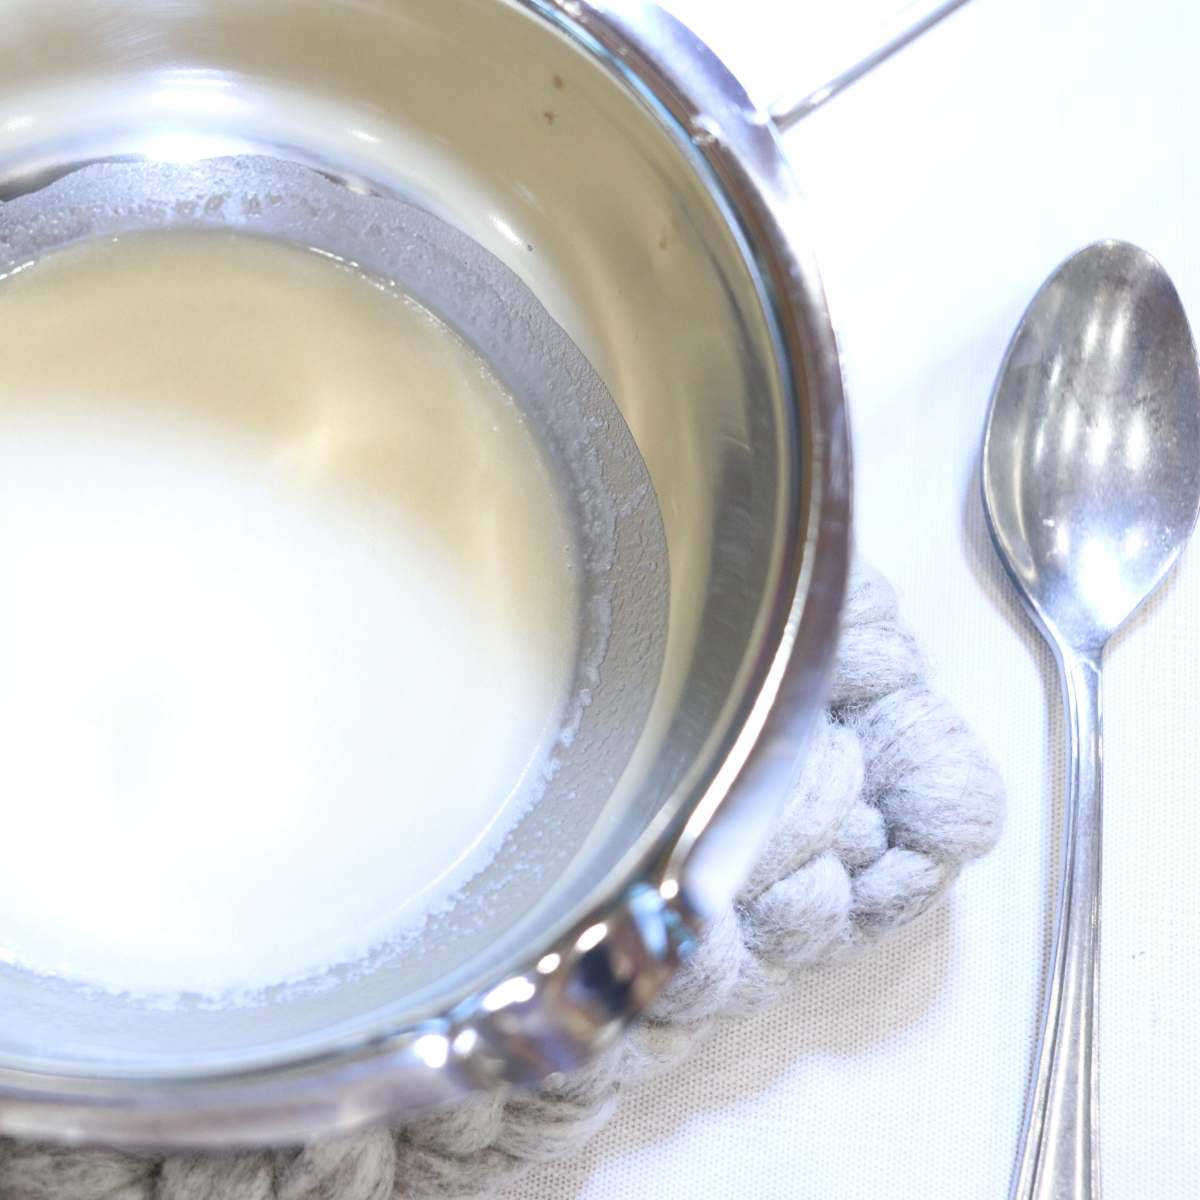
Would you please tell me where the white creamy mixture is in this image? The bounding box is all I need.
[0,232,577,1000]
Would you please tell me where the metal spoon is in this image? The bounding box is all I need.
[982,240,1200,1200]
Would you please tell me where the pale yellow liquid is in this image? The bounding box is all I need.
[0,231,577,998]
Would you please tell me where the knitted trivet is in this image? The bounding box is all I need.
[0,561,1005,1200]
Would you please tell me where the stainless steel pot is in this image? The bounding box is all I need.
[0,0,927,1148]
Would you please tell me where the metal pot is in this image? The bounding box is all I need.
[0,0,855,1146]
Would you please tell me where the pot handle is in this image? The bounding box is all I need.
[768,0,973,131]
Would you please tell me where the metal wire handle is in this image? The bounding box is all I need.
[769,0,974,130]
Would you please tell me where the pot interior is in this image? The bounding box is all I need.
[0,0,797,1077]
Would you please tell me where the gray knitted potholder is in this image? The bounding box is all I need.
[0,560,1005,1200]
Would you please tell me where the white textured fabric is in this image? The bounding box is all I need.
[513,0,1200,1197]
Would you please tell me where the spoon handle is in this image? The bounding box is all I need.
[1012,654,1103,1200]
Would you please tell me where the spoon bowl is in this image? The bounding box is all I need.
[984,240,1200,654]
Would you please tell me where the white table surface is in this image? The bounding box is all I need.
[509,1,1200,1196]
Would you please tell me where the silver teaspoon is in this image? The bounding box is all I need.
[983,240,1200,1200]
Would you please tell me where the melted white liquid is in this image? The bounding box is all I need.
[0,231,577,999]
